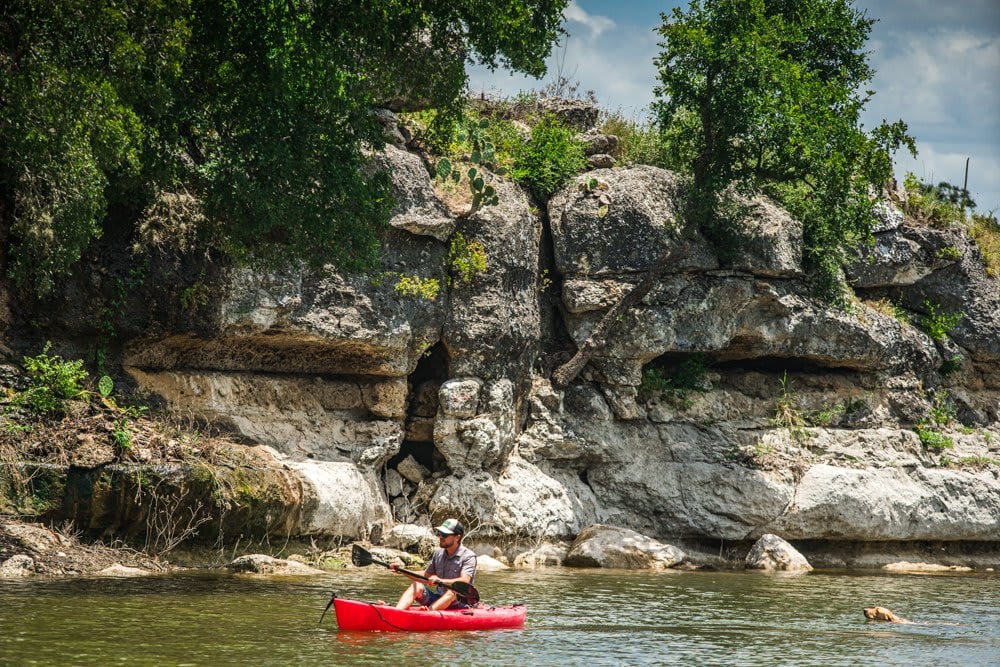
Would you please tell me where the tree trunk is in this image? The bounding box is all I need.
[550,241,691,388]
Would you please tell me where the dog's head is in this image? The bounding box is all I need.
[863,607,892,621]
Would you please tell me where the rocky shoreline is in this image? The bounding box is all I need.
[5,514,997,580]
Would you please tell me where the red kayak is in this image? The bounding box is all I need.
[333,598,526,632]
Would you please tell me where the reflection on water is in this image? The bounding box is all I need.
[1,567,998,666]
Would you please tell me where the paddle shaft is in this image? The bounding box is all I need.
[369,552,472,597]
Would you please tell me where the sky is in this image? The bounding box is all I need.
[468,1,1000,214]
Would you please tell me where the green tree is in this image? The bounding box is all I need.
[1,0,568,295]
[654,0,915,299]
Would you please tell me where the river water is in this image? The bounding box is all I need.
[1,567,997,666]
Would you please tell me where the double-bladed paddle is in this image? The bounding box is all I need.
[351,544,480,605]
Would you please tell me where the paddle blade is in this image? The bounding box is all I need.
[319,592,336,625]
[351,544,374,567]
[453,582,480,605]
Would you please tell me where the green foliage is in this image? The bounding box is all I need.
[113,417,134,450]
[0,1,148,294]
[394,275,441,301]
[110,404,147,451]
[916,390,956,453]
[935,246,962,262]
[510,115,587,197]
[807,403,845,427]
[917,428,953,453]
[19,343,89,416]
[939,354,963,377]
[654,0,915,302]
[919,300,963,341]
[98,376,115,398]
[639,354,711,408]
[927,390,956,427]
[2,0,569,295]
[448,233,488,285]
[900,173,967,228]
[433,114,511,215]
[180,281,211,313]
[866,297,910,324]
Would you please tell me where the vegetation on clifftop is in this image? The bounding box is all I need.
[0,0,569,295]
[653,0,916,301]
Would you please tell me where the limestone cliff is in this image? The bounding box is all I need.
[4,105,998,568]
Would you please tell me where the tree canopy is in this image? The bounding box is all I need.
[0,0,568,294]
[654,0,915,299]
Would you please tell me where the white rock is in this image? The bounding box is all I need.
[287,460,391,538]
[745,534,812,571]
[228,554,324,575]
[0,555,34,577]
[566,524,686,569]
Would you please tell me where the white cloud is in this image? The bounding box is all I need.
[868,29,1000,130]
[564,1,616,39]
[865,20,1000,212]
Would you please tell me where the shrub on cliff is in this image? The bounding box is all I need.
[0,0,569,296]
[509,115,588,197]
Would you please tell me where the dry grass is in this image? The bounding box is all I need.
[969,213,1000,278]
[432,171,473,216]
[863,298,910,324]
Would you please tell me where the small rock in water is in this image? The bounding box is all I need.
[882,561,972,573]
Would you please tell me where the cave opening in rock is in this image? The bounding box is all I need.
[401,341,447,460]
[383,342,451,522]
[711,355,852,374]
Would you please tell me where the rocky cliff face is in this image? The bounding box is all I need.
[8,107,999,566]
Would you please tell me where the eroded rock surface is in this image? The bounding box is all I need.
[9,142,999,568]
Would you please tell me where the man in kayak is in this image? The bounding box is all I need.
[391,518,477,611]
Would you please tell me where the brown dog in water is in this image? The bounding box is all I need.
[864,607,914,624]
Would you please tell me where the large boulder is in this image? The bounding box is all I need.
[549,167,708,276]
[428,457,586,537]
[228,554,324,575]
[372,145,455,241]
[563,276,940,387]
[745,534,812,571]
[765,464,1000,540]
[288,460,393,537]
[848,222,1000,363]
[565,524,686,569]
[127,370,404,463]
[443,178,541,383]
[434,379,517,472]
[0,554,35,577]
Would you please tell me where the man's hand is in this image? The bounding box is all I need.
[389,562,400,573]
[427,574,440,586]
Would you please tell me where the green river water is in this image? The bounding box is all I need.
[1,568,997,666]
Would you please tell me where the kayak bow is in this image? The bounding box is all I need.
[333,598,526,632]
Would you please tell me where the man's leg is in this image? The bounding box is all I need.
[395,581,424,609]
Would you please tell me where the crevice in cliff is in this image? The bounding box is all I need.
[534,198,576,380]
[384,341,450,522]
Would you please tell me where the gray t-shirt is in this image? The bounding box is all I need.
[427,544,477,594]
